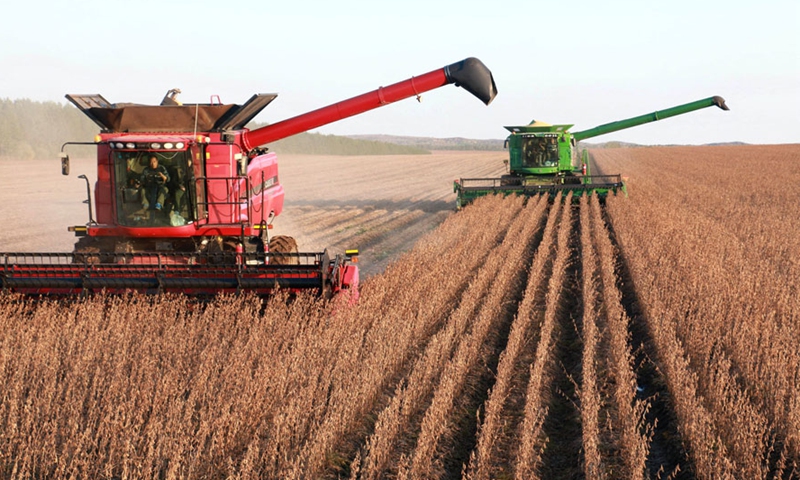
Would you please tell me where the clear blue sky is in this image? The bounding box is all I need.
[2,0,798,145]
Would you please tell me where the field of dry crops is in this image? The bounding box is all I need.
[1,144,799,479]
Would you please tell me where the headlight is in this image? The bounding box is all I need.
[126,143,135,149]
[115,142,124,149]
[150,143,161,149]
[164,142,174,149]
[176,142,185,149]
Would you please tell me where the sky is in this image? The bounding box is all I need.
[2,0,798,145]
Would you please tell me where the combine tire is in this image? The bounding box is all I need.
[269,235,300,265]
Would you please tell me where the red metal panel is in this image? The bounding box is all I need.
[342,264,359,291]
[87,225,260,238]
[204,141,237,225]
[245,152,284,225]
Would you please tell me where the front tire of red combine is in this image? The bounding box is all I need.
[268,235,300,265]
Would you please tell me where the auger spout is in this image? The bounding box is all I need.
[241,57,497,151]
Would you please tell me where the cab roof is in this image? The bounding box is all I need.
[504,122,574,134]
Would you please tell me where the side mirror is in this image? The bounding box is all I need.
[60,153,70,176]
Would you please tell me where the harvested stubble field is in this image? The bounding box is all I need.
[1,145,799,479]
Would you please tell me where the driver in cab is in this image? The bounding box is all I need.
[141,156,170,211]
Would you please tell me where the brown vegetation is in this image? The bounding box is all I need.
[1,144,798,478]
[600,144,800,478]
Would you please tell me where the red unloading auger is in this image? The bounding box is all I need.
[241,57,497,151]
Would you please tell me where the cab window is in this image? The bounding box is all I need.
[522,136,559,168]
[112,151,195,226]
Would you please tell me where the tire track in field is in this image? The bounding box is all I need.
[280,198,459,277]
[271,151,505,277]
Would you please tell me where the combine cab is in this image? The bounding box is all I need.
[1,58,497,298]
[454,96,728,207]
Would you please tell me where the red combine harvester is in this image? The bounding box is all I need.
[1,58,497,298]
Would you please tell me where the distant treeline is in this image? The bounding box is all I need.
[0,99,98,159]
[0,99,429,159]
[348,134,505,151]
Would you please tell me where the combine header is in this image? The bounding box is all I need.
[1,58,497,298]
[454,96,728,207]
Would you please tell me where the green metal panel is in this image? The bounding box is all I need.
[558,134,573,172]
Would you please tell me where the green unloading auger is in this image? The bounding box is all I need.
[572,96,729,141]
[454,96,729,208]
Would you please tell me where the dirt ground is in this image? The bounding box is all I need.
[0,151,505,278]
[0,157,96,253]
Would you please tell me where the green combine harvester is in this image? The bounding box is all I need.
[454,96,729,207]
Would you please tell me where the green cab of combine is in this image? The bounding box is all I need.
[504,121,577,179]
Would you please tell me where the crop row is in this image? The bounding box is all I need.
[0,194,664,479]
[2,144,796,478]
[599,144,800,478]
